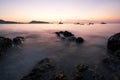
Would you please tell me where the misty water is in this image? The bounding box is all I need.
[0,24,120,80]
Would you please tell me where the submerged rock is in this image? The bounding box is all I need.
[107,33,120,52]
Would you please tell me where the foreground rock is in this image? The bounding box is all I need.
[73,64,104,80]
[107,33,120,52]
[21,58,55,80]
[55,31,84,44]
[50,71,68,80]
[102,56,120,71]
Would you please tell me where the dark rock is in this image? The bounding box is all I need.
[102,56,120,72]
[107,33,120,52]
[76,37,84,43]
[62,31,74,37]
[13,36,24,46]
[67,36,76,41]
[73,64,104,80]
[21,58,55,80]
[55,32,61,37]
[0,37,12,55]
[55,31,74,38]
[50,71,68,80]
[114,50,120,58]
[76,64,89,72]
[111,73,120,80]
[102,57,110,64]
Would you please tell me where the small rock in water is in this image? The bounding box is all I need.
[76,37,84,43]
[55,31,84,44]
[13,36,24,46]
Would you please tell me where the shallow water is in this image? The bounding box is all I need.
[0,24,120,80]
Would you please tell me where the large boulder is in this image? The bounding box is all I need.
[21,58,55,80]
[107,33,120,52]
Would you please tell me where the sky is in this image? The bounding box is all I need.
[0,0,120,23]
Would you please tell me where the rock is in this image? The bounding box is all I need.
[55,31,74,38]
[107,33,120,51]
[76,37,84,43]
[50,71,68,80]
[0,37,12,55]
[55,32,61,37]
[111,73,120,80]
[67,36,76,41]
[102,57,110,64]
[73,64,104,80]
[62,31,74,37]
[21,58,55,80]
[13,36,24,46]
[76,64,89,72]
[114,50,120,58]
[55,31,84,44]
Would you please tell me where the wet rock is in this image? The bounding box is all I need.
[0,36,12,55]
[114,50,120,58]
[111,73,120,80]
[67,36,76,41]
[13,36,24,46]
[62,31,74,37]
[76,64,89,72]
[55,31,84,44]
[107,33,120,52]
[73,64,104,80]
[102,57,110,64]
[76,37,84,43]
[21,58,55,80]
[102,56,120,72]
[55,32,61,37]
[50,71,68,80]
[55,31,74,38]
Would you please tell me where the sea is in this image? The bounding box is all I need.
[0,23,120,80]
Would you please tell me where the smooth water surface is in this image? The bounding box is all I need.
[0,24,120,80]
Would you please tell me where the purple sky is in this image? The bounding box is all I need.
[0,0,120,22]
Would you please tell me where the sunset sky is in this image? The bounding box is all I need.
[0,0,120,23]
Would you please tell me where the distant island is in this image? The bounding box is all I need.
[0,19,21,24]
[0,19,50,24]
[29,20,49,24]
